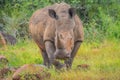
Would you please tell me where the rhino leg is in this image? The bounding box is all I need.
[45,41,63,69]
[41,50,49,66]
[34,40,49,66]
[65,41,82,68]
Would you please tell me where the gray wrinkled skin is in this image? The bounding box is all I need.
[29,2,84,69]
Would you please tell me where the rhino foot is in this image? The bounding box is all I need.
[54,63,66,70]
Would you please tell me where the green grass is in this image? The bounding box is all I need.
[0,39,120,80]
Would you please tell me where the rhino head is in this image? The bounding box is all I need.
[48,7,76,59]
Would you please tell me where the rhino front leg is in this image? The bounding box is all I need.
[34,40,49,66]
[41,51,49,66]
[45,41,63,68]
[65,41,82,68]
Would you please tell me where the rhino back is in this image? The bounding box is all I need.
[29,3,59,49]
[29,3,59,37]
[74,15,84,42]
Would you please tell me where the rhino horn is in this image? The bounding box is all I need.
[56,33,64,49]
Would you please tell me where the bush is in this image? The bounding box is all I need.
[0,0,120,42]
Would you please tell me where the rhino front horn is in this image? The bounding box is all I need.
[56,33,64,49]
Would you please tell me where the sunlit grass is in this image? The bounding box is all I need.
[0,39,120,80]
[0,40,42,67]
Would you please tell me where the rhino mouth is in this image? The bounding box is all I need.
[56,55,70,60]
[54,51,70,60]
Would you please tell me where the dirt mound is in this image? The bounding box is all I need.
[12,64,50,80]
[77,64,89,70]
[0,55,10,79]
[0,33,6,48]
[0,32,17,46]
[0,56,51,80]
[0,55,8,68]
[0,68,11,79]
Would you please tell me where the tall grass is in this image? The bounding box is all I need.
[0,40,120,80]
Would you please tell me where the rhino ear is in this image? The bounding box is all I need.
[48,9,58,19]
[69,8,76,18]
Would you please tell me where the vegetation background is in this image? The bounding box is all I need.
[0,0,120,42]
[0,0,120,80]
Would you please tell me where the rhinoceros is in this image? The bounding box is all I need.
[29,2,84,69]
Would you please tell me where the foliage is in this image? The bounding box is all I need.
[0,0,120,41]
